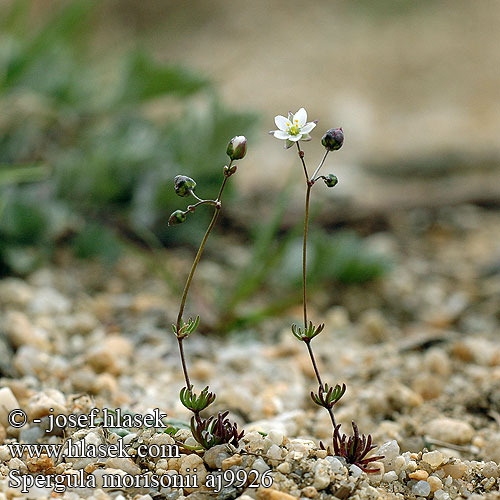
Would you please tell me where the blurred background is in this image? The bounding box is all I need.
[1,0,499,334]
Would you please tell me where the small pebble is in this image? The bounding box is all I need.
[313,459,332,490]
[393,455,406,473]
[382,471,398,482]
[409,469,429,480]
[268,429,284,446]
[203,444,230,469]
[301,486,318,498]
[221,454,242,470]
[349,464,363,478]
[252,457,270,474]
[433,490,451,500]
[426,418,474,445]
[378,440,400,468]
[442,462,467,479]
[276,462,290,474]
[0,387,20,427]
[256,489,298,500]
[105,457,141,475]
[427,475,443,492]
[422,450,444,468]
[266,444,282,460]
[412,480,431,497]
[482,461,499,478]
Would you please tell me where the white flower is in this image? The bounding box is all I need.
[270,108,317,148]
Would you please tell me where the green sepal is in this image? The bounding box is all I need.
[180,385,216,412]
[311,382,346,409]
[291,321,325,341]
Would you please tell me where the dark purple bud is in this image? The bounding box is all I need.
[321,128,344,151]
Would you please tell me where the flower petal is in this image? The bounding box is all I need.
[300,122,316,134]
[287,134,301,142]
[275,115,290,131]
[273,130,290,140]
[293,107,307,127]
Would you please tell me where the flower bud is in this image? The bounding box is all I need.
[174,175,196,197]
[321,128,344,151]
[224,165,237,177]
[324,174,338,188]
[226,136,247,160]
[168,210,187,226]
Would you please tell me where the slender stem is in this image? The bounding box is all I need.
[176,175,229,332]
[187,199,218,211]
[298,144,337,428]
[295,141,312,331]
[310,150,330,182]
[305,340,324,389]
[306,340,337,427]
[303,183,312,330]
[189,190,204,202]
[296,142,309,182]
[178,337,191,389]
[175,165,232,390]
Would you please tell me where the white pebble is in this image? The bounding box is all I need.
[326,456,345,474]
[393,455,406,472]
[105,457,141,475]
[434,490,451,500]
[252,457,270,474]
[412,480,431,497]
[422,450,444,468]
[378,440,400,468]
[382,471,398,482]
[0,445,11,461]
[0,387,20,427]
[268,429,284,446]
[349,464,363,478]
[406,460,417,472]
[9,457,27,472]
[277,462,290,474]
[426,418,474,445]
[266,444,282,460]
[313,459,333,490]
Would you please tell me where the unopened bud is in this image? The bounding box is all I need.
[174,175,196,197]
[321,128,344,151]
[324,174,338,188]
[226,136,247,160]
[224,165,237,177]
[168,210,187,226]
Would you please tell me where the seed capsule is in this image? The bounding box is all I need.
[324,174,338,188]
[168,210,187,226]
[174,175,196,197]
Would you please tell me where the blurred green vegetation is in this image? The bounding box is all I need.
[0,0,257,274]
[0,0,390,331]
[212,191,391,332]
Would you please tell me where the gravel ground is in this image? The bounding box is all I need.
[0,205,500,499]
